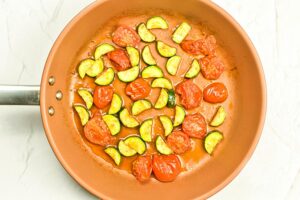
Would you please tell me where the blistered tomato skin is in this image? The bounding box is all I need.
[182,113,207,139]
[125,78,151,101]
[180,35,216,56]
[107,49,131,71]
[167,131,191,154]
[112,25,141,47]
[152,154,181,182]
[132,155,152,182]
[93,86,114,109]
[200,56,225,80]
[203,82,228,103]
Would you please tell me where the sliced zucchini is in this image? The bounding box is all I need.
[146,16,168,29]
[86,59,104,77]
[119,108,139,128]
[173,105,186,126]
[77,88,93,109]
[142,45,156,65]
[103,115,121,135]
[142,66,163,78]
[118,140,137,157]
[126,46,140,66]
[155,89,169,109]
[132,100,152,116]
[139,119,153,142]
[117,66,139,83]
[95,68,115,86]
[210,106,226,127]
[156,135,173,155]
[156,41,176,57]
[204,131,224,155]
[94,43,115,60]
[167,90,176,108]
[124,136,146,155]
[159,115,173,136]
[137,23,156,42]
[172,22,191,44]
[78,59,94,79]
[108,94,123,115]
[151,78,173,90]
[104,147,122,166]
[185,59,201,78]
[166,55,181,75]
[74,104,90,126]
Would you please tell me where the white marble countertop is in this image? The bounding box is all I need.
[0,0,299,199]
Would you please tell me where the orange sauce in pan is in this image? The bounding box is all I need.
[70,11,237,174]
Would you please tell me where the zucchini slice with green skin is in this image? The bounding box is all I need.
[156,41,177,57]
[117,66,139,83]
[139,119,153,142]
[166,55,181,75]
[94,43,115,60]
[167,90,176,108]
[156,135,173,155]
[77,88,93,109]
[151,78,173,89]
[204,131,224,155]
[159,115,173,136]
[141,66,163,78]
[104,147,122,166]
[132,100,152,116]
[95,68,115,86]
[119,108,139,128]
[185,59,201,78]
[142,45,156,65]
[118,140,137,157]
[137,23,156,42]
[210,106,226,127]
[173,105,186,126]
[78,59,94,79]
[124,136,146,155]
[86,59,104,77]
[103,115,121,135]
[172,22,191,44]
[155,89,169,109]
[146,16,168,29]
[74,104,90,126]
[126,46,140,66]
[108,94,123,115]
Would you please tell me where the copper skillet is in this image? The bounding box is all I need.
[0,0,266,199]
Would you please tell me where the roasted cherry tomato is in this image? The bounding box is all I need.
[132,155,152,182]
[107,49,131,71]
[112,25,140,47]
[200,56,225,80]
[125,78,151,101]
[84,116,116,146]
[203,82,228,103]
[180,35,216,56]
[167,131,191,154]
[152,154,181,182]
[182,113,207,139]
[175,79,202,110]
[93,86,114,109]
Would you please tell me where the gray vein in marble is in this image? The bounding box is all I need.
[285,167,300,199]
[274,0,279,59]
[17,63,27,84]
[50,0,64,22]
[270,126,292,150]
[39,22,54,42]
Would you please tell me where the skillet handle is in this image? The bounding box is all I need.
[0,85,40,105]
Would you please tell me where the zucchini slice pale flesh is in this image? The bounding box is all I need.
[117,66,139,83]
[139,119,153,142]
[173,105,186,126]
[156,41,177,57]
[86,59,104,77]
[119,108,139,128]
[104,147,122,165]
[74,104,90,126]
[124,136,146,155]
[103,114,121,135]
[172,22,191,44]
[146,16,168,29]
[94,43,115,60]
[185,59,201,78]
[94,68,115,86]
[166,55,181,75]
[151,78,173,90]
[126,46,140,66]
[159,115,173,136]
[210,106,226,127]
[156,135,173,155]
[118,140,137,157]
[142,45,156,65]
[204,131,224,155]
[132,100,152,116]
[155,89,169,109]
[108,94,123,115]
[77,88,93,109]
[141,66,163,78]
[78,59,94,79]
[137,23,156,42]
[167,90,176,108]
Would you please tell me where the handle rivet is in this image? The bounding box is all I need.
[48,106,55,116]
[56,90,63,100]
[48,76,55,85]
